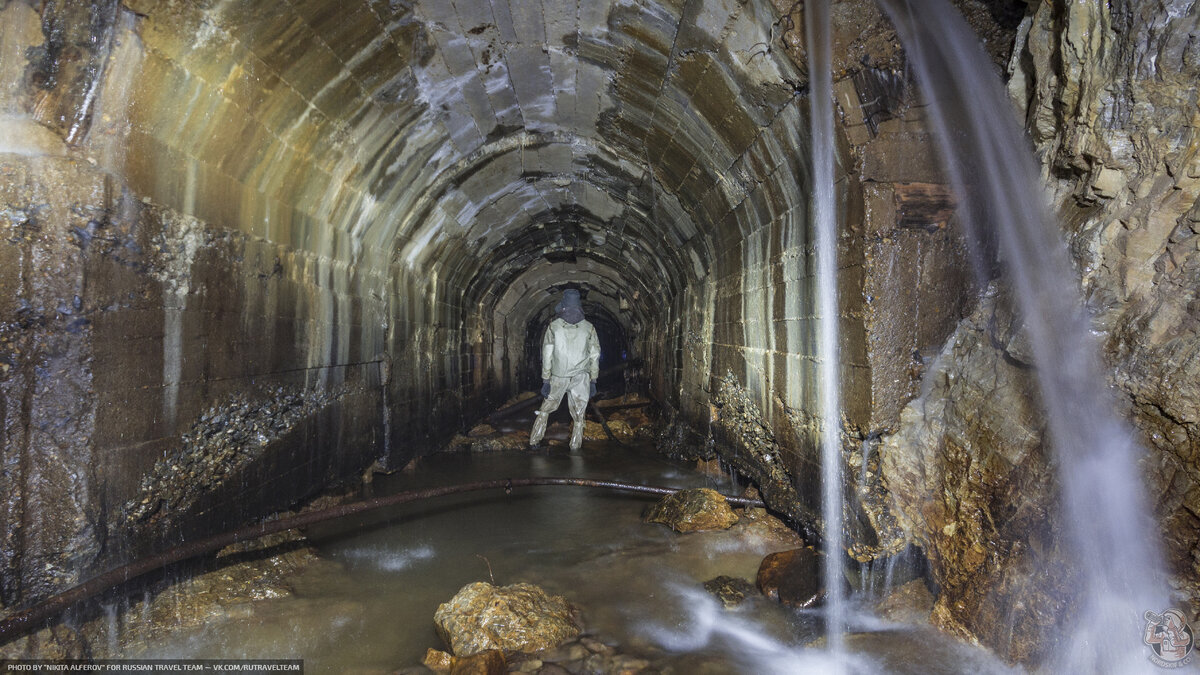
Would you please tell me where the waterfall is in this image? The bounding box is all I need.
[876,0,1168,670]
[805,0,847,660]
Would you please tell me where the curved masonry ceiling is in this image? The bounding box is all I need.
[119,0,812,335]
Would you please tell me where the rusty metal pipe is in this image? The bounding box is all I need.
[0,477,763,645]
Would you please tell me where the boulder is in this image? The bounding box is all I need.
[643,488,739,533]
[756,547,828,609]
[702,575,758,609]
[875,579,935,625]
[737,506,805,548]
[434,582,580,656]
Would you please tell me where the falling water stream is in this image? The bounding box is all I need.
[876,0,1169,671]
[806,0,847,663]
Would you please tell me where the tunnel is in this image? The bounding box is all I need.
[3,0,1200,669]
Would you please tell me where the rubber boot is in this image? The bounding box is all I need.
[569,419,585,452]
[530,411,550,448]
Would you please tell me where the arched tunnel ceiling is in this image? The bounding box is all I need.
[380,0,808,316]
[129,0,811,332]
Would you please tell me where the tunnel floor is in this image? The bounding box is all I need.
[107,435,1015,674]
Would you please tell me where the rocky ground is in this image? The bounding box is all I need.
[442,395,658,454]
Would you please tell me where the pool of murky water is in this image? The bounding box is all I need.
[132,441,1017,674]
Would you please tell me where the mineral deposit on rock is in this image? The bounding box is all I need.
[643,487,739,533]
[434,582,580,657]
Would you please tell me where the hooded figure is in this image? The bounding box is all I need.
[529,289,601,452]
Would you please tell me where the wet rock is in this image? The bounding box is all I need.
[538,642,589,662]
[594,396,657,440]
[448,649,506,675]
[604,419,635,439]
[584,420,608,441]
[446,434,474,452]
[423,648,454,673]
[546,420,610,442]
[703,575,758,608]
[471,431,530,453]
[433,582,580,657]
[678,373,819,542]
[445,429,530,453]
[875,579,935,625]
[643,488,739,533]
[610,655,652,673]
[736,505,805,548]
[543,420,608,443]
[508,656,542,673]
[579,636,612,654]
[695,457,729,478]
[756,547,838,609]
[861,0,1200,664]
[879,292,1073,665]
[467,424,497,437]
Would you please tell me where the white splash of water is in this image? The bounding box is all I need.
[638,584,876,674]
[341,544,436,572]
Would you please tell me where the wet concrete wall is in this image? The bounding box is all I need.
[0,0,403,606]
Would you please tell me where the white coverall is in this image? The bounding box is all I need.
[530,317,601,451]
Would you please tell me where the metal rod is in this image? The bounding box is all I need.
[0,477,764,645]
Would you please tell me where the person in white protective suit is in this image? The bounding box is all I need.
[529,289,601,452]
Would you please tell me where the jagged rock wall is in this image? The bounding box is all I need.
[1018,0,1200,602]
[880,290,1073,665]
[879,0,1200,665]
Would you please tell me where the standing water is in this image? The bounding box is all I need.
[877,0,1168,670]
[124,442,1016,673]
[806,0,847,662]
